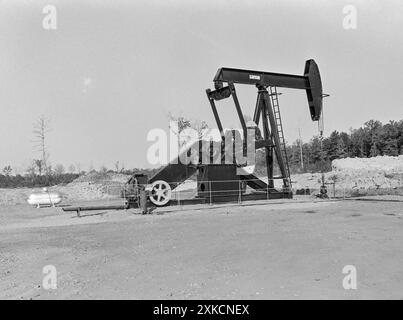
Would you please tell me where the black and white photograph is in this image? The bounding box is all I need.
[0,0,402,305]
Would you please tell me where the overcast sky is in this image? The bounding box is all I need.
[0,0,402,172]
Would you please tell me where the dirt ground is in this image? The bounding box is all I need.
[0,197,403,300]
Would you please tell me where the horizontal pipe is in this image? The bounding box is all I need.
[62,204,128,212]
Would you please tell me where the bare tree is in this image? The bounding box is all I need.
[34,159,44,176]
[168,113,209,146]
[192,120,209,139]
[32,115,51,174]
[2,165,12,176]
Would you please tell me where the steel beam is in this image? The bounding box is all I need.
[214,68,309,89]
[213,59,323,121]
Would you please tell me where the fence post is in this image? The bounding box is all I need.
[266,178,269,200]
[123,186,126,208]
[209,180,212,205]
[238,180,242,204]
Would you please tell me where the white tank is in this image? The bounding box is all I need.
[27,191,62,207]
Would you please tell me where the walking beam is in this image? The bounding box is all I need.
[212,59,323,121]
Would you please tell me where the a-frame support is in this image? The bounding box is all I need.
[206,83,291,191]
[253,85,290,189]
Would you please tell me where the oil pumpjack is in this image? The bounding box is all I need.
[64,59,323,214]
[145,59,323,206]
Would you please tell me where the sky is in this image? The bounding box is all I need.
[0,0,402,173]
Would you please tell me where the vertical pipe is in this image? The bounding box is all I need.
[238,180,242,204]
[209,180,212,205]
[253,91,262,126]
[140,189,147,214]
[206,89,224,138]
[267,178,269,200]
[259,89,274,188]
[229,83,247,141]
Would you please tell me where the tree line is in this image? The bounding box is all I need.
[284,119,403,174]
[0,162,161,189]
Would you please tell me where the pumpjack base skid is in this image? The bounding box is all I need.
[172,190,292,206]
[62,189,293,217]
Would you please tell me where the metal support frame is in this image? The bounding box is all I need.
[207,83,291,190]
[256,86,274,188]
[206,88,224,137]
[206,83,248,140]
[205,59,323,196]
[252,85,290,189]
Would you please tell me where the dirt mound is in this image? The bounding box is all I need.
[0,173,132,206]
[291,156,403,197]
[291,171,403,191]
[60,172,132,202]
[0,183,124,206]
[72,171,130,184]
[330,156,403,191]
